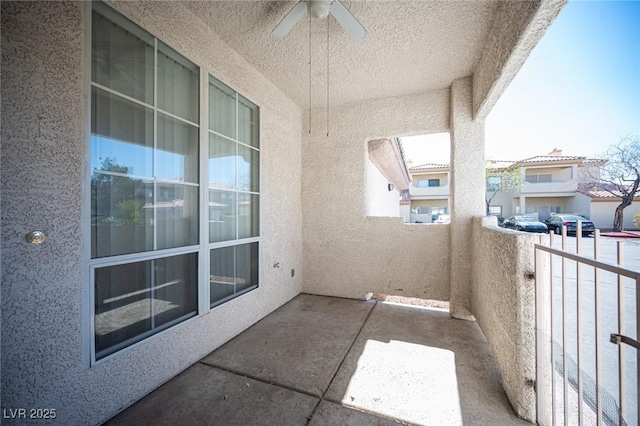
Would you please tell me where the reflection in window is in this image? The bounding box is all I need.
[90,33,199,258]
[208,76,260,309]
[210,243,258,307]
[208,76,259,245]
[90,1,200,360]
[95,253,197,359]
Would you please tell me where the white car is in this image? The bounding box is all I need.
[435,214,450,224]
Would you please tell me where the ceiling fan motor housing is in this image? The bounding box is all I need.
[308,0,332,19]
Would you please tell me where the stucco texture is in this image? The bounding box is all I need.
[449,78,486,319]
[471,216,549,422]
[1,1,303,424]
[473,0,566,120]
[302,90,452,301]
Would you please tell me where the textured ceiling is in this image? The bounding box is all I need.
[184,1,500,108]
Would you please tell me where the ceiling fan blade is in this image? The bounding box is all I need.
[273,1,308,38]
[330,0,366,41]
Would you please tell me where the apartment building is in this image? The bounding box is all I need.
[403,149,603,223]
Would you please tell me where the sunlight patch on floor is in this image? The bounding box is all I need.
[339,339,462,425]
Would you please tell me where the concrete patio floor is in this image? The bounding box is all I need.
[106,294,531,425]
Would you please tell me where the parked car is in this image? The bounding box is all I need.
[502,215,548,233]
[544,214,595,236]
[435,214,450,224]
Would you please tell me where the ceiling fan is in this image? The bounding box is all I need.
[273,0,367,41]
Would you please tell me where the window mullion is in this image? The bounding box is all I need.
[153,37,159,252]
[235,93,240,241]
[150,259,156,330]
[200,69,210,314]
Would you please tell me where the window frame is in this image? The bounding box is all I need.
[207,74,261,309]
[84,2,261,366]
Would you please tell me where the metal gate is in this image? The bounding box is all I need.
[535,227,639,425]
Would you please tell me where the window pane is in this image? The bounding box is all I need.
[157,112,199,183]
[152,254,198,328]
[209,134,236,190]
[236,242,258,293]
[92,9,153,104]
[237,145,259,192]
[210,246,236,305]
[209,80,236,138]
[92,87,154,178]
[91,174,153,258]
[210,243,258,306]
[157,43,199,123]
[238,194,259,239]
[95,253,197,360]
[209,190,236,243]
[155,184,199,250]
[238,95,259,148]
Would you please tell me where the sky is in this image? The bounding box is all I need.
[402,0,640,166]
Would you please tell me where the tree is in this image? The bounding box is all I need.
[485,162,523,216]
[594,136,640,231]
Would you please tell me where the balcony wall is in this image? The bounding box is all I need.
[471,216,550,423]
[521,180,577,194]
[409,185,451,198]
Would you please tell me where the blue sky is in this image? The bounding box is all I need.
[486,0,640,160]
[403,0,640,164]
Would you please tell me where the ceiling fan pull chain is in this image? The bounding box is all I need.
[326,16,330,137]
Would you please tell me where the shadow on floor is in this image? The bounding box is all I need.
[106,294,530,425]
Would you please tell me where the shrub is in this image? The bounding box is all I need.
[634,213,640,229]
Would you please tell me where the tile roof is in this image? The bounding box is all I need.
[578,184,640,199]
[409,163,450,171]
[515,155,586,164]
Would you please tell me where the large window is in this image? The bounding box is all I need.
[208,76,260,307]
[89,2,259,361]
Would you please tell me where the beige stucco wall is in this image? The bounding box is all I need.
[302,90,452,301]
[1,1,303,424]
[471,216,549,422]
[411,199,449,209]
[449,77,486,319]
[589,198,640,230]
[412,172,449,186]
[365,155,402,217]
[525,165,573,181]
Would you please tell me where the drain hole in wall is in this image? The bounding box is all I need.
[366,293,449,311]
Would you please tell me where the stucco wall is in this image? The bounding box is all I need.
[412,172,449,186]
[365,156,401,217]
[589,199,640,230]
[449,78,486,319]
[1,1,302,424]
[302,90,451,301]
[473,0,566,119]
[471,216,549,422]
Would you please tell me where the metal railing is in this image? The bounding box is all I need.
[535,225,639,426]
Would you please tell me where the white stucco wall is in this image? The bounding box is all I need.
[449,77,486,319]
[471,216,549,423]
[565,193,593,218]
[302,90,452,301]
[1,2,303,424]
[365,156,401,217]
[589,199,640,230]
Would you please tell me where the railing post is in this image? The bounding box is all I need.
[536,243,553,426]
[617,242,626,424]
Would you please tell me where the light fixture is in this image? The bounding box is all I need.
[307,0,331,19]
[388,183,394,191]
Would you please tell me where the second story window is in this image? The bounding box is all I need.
[417,178,440,187]
[526,173,552,183]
